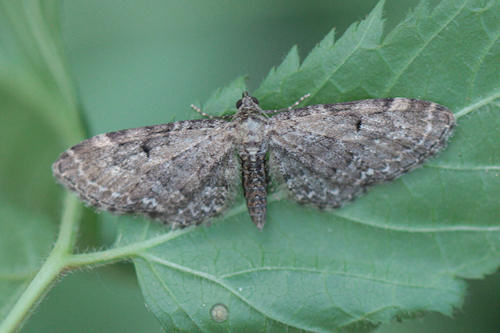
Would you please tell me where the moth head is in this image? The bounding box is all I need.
[236,91,260,110]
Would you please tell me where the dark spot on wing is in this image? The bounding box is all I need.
[141,143,151,158]
[383,98,394,110]
[355,119,362,131]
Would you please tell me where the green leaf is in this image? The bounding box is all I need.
[201,76,248,117]
[107,0,498,331]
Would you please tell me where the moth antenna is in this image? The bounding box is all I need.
[287,93,311,110]
[263,93,311,115]
[221,114,233,120]
[190,104,214,119]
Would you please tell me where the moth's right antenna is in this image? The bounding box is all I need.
[263,93,311,115]
[287,93,311,110]
[190,104,215,119]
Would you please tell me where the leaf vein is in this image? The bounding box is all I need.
[218,266,457,293]
[337,305,398,328]
[145,259,206,332]
[424,164,500,171]
[466,30,500,102]
[434,234,451,273]
[455,88,500,118]
[140,253,316,331]
[331,212,500,233]
[383,0,468,95]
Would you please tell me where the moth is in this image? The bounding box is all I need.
[53,92,455,230]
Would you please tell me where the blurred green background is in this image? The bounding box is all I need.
[0,0,497,332]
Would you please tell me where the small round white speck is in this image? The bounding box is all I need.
[210,303,228,323]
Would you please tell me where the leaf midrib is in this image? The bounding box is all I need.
[217,266,457,292]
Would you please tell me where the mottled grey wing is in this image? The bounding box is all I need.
[53,119,239,227]
[267,98,455,208]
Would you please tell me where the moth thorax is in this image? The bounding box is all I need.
[238,115,267,143]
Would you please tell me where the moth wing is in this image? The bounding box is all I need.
[53,119,239,226]
[267,98,455,207]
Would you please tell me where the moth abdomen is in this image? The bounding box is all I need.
[240,149,268,230]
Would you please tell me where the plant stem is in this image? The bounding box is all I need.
[65,227,194,268]
[0,194,81,333]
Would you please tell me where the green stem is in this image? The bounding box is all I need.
[65,227,195,268]
[0,196,197,332]
[0,194,81,333]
